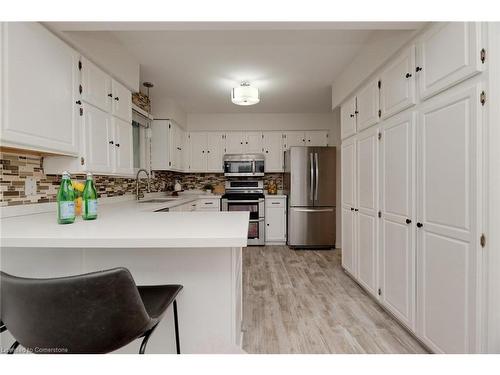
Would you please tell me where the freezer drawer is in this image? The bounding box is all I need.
[287,206,336,248]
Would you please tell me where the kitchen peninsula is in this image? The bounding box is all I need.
[0,196,249,354]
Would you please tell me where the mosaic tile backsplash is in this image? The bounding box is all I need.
[0,150,284,207]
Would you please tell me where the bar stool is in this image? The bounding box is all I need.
[0,268,182,354]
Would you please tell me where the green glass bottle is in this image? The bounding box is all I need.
[57,171,76,224]
[82,172,98,220]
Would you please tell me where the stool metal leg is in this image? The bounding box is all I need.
[8,341,19,354]
[173,299,180,354]
[139,324,158,354]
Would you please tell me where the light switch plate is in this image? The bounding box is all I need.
[25,176,37,196]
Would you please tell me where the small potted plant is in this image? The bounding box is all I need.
[203,183,214,194]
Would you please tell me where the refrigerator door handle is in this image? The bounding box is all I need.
[309,152,314,201]
[314,152,319,201]
[292,207,334,213]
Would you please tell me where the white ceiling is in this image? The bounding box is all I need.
[51,23,423,113]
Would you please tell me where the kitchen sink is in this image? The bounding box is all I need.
[138,198,180,203]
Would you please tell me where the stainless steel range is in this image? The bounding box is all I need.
[221,180,265,246]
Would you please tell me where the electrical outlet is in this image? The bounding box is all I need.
[25,177,37,196]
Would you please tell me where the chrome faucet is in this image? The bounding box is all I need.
[136,169,151,200]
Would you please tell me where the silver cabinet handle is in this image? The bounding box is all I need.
[314,152,319,201]
[310,153,314,201]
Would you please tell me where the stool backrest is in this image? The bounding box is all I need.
[0,268,152,353]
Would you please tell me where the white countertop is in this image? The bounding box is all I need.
[0,196,249,249]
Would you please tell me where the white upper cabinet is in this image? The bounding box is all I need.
[188,132,207,172]
[0,22,78,155]
[206,132,225,172]
[262,131,284,172]
[416,81,481,353]
[244,132,263,153]
[151,120,171,170]
[356,79,380,132]
[81,104,114,174]
[224,132,244,154]
[81,57,112,112]
[111,79,132,123]
[113,116,134,175]
[305,130,329,146]
[283,131,305,149]
[417,22,482,100]
[340,96,357,140]
[380,46,416,120]
[379,111,416,331]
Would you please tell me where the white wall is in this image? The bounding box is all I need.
[331,29,419,109]
[187,112,336,132]
[45,27,140,92]
[153,96,188,128]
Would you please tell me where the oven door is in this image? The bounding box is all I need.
[247,218,265,245]
[224,199,263,220]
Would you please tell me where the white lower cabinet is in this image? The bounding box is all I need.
[341,81,483,353]
[379,111,416,330]
[341,136,357,276]
[415,81,481,353]
[265,197,286,244]
[355,127,379,297]
[196,198,221,212]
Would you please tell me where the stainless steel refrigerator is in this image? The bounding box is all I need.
[284,146,336,248]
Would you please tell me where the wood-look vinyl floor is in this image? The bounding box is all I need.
[242,246,427,354]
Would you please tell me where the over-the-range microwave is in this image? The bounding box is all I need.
[223,153,265,177]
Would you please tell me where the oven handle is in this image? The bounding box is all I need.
[225,199,264,204]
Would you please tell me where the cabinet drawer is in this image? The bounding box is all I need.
[265,197,286,208]
[196,198,221,210]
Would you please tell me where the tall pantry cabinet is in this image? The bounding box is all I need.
[340,22,486,353]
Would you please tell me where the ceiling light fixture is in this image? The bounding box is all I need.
[231,82,260,106]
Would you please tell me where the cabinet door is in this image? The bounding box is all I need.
[341,208,356,276]
[417,22,482,100]
[188,132,207,172]
[341,137,356,275]
[81,57,112,112]
[82,104,113,174]
[113,117,134,175]
[111,80,132,122]
[1,22,78,155]
[340,97,357,139]
[283,131,305,150]
[262,131,284,172]
[305,130,328,146]
[380,46,416,120]
[244,132,263,153]
[224,132,244,154]
[356,127,379,297]
[356,79,380,132]
[170,123,184,171]
[207,132,225,172]
[416,82,480,353]
[150,120,170,170]
[265,205,286,242]
[380,111,415,330]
